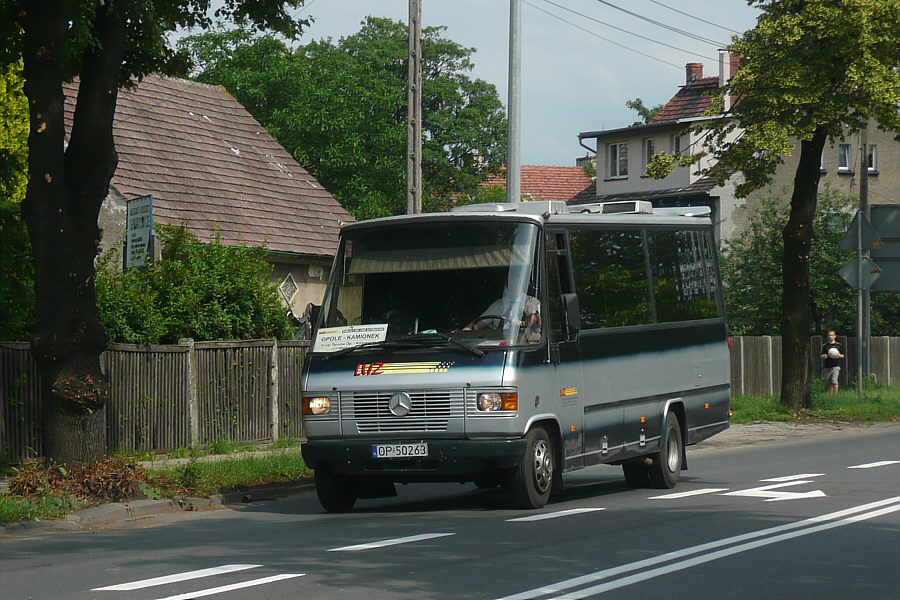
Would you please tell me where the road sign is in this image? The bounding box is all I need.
[839,256,882,290]
[125,195,153,269]
[868,205,900,292]
[839,212,883,251]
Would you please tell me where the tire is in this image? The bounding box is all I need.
[315,469,357,512]
[649,412,683,489]
[622,459,652,488]
[508,427,554,509]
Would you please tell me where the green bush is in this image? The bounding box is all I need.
[96,225,291,343]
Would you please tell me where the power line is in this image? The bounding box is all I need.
[591,0,727,47]
[542,0,718,62]
[645,0,744,36]
[523,0,685,70]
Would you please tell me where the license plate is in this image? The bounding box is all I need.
[371,443,428,459]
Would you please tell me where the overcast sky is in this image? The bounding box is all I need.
[290,0,761,166]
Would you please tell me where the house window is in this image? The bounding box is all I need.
[868,145,877,172]
[838,144,852,171]
[670,134,682,155]
[643,138,655,169]
[608,142,628,178]
[280,272,299,304]
[820,147,826,172]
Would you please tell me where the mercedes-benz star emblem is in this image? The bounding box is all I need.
[388,392,412,417]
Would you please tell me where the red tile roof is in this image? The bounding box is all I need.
[481,165,594,203]
[63,75,353,258]
[649,76,719,123]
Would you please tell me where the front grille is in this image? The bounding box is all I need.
[341,389,465,434]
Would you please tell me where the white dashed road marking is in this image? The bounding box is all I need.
[93,564,261,591]
[508,508,606,522]
[151,574,304,600]
[848,460,899,469]
[328,532,455,552]
[761,473,825,482]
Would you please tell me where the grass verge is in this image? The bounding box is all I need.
[0,449,311,525]
[147,449,312,497]
[730,382,900,423]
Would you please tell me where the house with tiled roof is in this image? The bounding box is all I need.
[63,75,353,315]
[576,53,900,243]
[480,165,594,203]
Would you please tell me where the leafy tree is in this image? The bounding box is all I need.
[652,0,899,409]
[626,98,662,127]
[0,58,32,340]
[0,0,308,463]
[721,189,900,337]
[96,226,290,345]
[181,17,508,220]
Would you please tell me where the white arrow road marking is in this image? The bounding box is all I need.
[848,460,899,469]
[328,532,454,552]
[495,497,900,600]
[509,508,605,522]
[648,488,729,500]
[722,480,827,502]
[151,574,304,600]
[93,564,261,591]
[761,473,825,482]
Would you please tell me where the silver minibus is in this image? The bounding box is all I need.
[301,200,730,511]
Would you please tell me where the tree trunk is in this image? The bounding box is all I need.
[19,0,126,463]
[779,128,827,411]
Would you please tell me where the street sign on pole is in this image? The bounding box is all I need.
[839,212,882,251]
[839,256,882,290]
[125,194,153,269]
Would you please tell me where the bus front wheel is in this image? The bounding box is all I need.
[649,412,683,489]
[508,427,554,509]
[315,469,357,512]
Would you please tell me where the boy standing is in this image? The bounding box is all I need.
[820,330,844,394]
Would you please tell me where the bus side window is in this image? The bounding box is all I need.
[569,228,653,329]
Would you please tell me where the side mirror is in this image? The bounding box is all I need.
[560,293,580,340]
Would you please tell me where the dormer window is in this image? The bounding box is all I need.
[608,142,629,179]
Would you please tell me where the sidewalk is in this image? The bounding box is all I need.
[2,421,897,537]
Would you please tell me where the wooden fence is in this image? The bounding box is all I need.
[729,335,899,396]
[1,339,309,462]
[2,336,898,461]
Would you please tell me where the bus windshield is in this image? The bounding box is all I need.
[316,220,541,352]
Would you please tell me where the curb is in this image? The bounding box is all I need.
[0,482,314,538]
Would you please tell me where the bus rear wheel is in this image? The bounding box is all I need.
[649,412,683,489]
[508,427,554,509]
[315,469,357,512]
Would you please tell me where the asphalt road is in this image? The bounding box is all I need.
[2,425,898,600]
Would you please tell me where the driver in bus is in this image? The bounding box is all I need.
[463,278,541,343]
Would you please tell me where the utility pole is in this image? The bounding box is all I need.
[859,126,870,391]
[506,0,522,203]
[407,0,423,214]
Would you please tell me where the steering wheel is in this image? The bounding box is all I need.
[470,314,508,330]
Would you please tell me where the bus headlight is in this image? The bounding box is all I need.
[302,396,331,415]
[476,392,518,412]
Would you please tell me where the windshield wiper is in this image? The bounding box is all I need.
[398,333,485,357]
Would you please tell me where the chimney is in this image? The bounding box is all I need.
[730,53,741,78]
[685,63,703,84]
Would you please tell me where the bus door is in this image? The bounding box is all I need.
[545,231,584,471]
